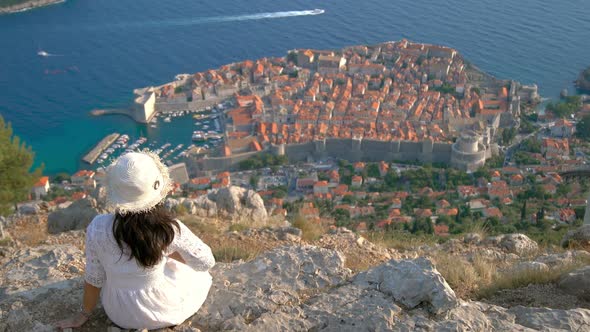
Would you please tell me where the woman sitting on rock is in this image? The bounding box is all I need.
[55,151,215,330]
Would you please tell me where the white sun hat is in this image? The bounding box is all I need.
[105,150,172,214]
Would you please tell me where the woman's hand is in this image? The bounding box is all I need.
[53,312,89,329]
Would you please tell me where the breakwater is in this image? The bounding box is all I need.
[82,133,120,164]
[0,0,64,14]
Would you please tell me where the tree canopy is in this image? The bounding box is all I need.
[0,115,43,215]
[577,114,590,140]
[545,96,581,118]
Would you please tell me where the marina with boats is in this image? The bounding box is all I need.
[82,103,228,169]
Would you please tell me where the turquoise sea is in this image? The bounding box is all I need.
[0,0,589,174]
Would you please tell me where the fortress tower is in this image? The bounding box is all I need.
[352,136,362,152]
[133,89,156,123]
[272,143,286,156]
[314,138,326,153]
[450,132,487,171]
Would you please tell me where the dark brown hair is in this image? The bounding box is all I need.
[112,203,179,268]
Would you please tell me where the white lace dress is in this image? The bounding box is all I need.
[84,214,215,330]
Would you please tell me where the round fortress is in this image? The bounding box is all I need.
[450,132,487,172]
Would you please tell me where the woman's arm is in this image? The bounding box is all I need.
[168,221,215,272]
[83,282,101,313]
[55,220,106,329]
[54,282,101,329]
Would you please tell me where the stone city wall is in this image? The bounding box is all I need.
[185,138,456,174]
[155,96,227,113]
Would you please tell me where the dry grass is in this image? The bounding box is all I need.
[432,249,590,300]
[431,252,496,298]
[343,250,380,272]
[172,204,189,216]
[472,254,496,283]
[476,255,590,299]
[292,215,327,242]
[366,231,441,251]
[8,215,48,247]
[228,223,250,233]
[182,216,280,264]
[213,243,263,263]
[465,222,490,239]
[0,236,13,246]
[182,216,222,236]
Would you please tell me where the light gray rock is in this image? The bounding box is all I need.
[18,202,41,215]
[511,261,549,274]
[164,198,180,210]
[276,226,302,242]
[558,266,590,300]
[0,223,4,240]
[0,245,83,301]
[464,233,483,245]
[467,247,520,263]
[496,234,539,256]
[3,242,590,331]
[562,224,590,248]
[353,257,458,315]
[90,186,107,208]
[509,306,590,331]
[533,250,590,268]
[482,235,503,247]
[192,196,218,218]
[182,199,197,214]
[47,197,105,234]
[304,284,403,331]
[193,245,351,330]
[438,301,532,331]
[191,186,267,224]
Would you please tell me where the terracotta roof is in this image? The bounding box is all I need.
[34,176,49,187]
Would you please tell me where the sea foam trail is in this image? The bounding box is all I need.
[101,9,325,30]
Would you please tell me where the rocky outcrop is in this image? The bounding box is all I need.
[354,257,458,315]
[559,266,590,300]
[562,224,590,248]
[463,232,483,245]
[171,186,268,225]
[316,227,397,269]
[0,245,83,302]
[534,250,590,268]
[510,261,549,274]
[3,237,590,331]
[206,186,267,223]
[483,233,538,256]
[509,306,590,331]
[194,245,351,330]
[17,201,52,215]
[47,197,105,234]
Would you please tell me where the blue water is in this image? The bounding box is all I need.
[1,0,589,174]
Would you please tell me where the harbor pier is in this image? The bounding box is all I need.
[82,133,120,164]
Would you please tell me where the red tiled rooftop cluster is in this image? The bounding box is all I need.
[158,40,507,145]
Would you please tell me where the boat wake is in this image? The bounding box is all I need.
[102,9,325,29]
[37,50,63,57]
[208,9,326,24]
